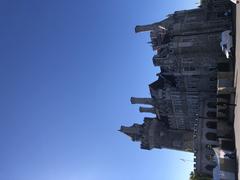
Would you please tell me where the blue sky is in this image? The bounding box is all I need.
[0,0,198,180]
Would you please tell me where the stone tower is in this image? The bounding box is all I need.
[120,118,193,152]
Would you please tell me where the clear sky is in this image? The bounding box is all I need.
[0,0,198,180]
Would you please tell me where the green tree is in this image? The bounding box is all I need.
[189,171,212,180]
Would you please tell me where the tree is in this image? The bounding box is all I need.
[189,171,212,180]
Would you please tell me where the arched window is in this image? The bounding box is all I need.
[205,165,215,171]
[206,121,217,129]
[207,111,216,118]
[207,102,216,108]
[206,132,217,141]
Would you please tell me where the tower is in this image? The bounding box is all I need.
[120,118,193,152]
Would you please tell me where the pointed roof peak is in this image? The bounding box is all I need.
[119,124,143,142]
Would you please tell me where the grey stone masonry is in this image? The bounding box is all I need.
[121,0,233,178]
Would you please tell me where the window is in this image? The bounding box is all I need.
[175,106,183,113]
[174,100,183,106]
[210,77,217,81]
[182,58,193,63]
[169,49,174,54]
[209,67,217,71]
[192,75,200,79]
[181,36,194,42]
[217,12,225,18]
[205,165,215,171]
[185,16,197,23]
[206,132,217,141]
[207,111,216,118]
[183,67,196,72]
[206,121,217,129]
[207,102,216,108]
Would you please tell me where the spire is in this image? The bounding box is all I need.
[139,107,156,114]
[130,97,154,105]
[119,124,143,141]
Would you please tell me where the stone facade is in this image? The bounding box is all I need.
[120,0,233,177]
[120,118,193,151]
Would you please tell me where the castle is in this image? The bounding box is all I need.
[120,0,234,177]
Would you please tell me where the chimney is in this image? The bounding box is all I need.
[130,97,154,105]
[135,24,166,33]
[139,107,156,114]
[135,24,155,33]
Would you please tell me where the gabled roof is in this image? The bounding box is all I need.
[149,77,164,90]
[149,74,176,90]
